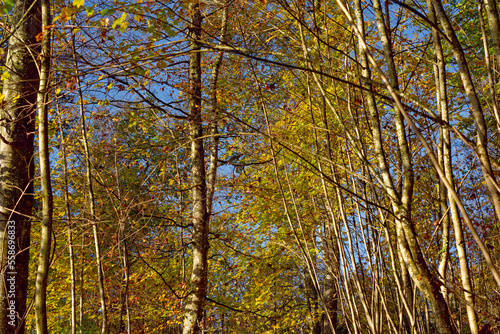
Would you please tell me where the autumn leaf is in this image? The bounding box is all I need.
[72,0,84,8]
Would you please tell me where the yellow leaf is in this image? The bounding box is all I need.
[112,12,127,29]
[119,21,129,32]
[73,0,84,7]
[1,71,10,81]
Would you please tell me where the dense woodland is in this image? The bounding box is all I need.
[1,0,500,333]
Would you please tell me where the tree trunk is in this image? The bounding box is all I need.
[354,1,456,332]
[428,1,479,331]
[431,0,500,222]
[323,271,337,334]
[34,0,53,331]
[58,113,77,334]
[0,0,41,332]
[72,30,107,334]
[206,5,227,218]
[484,0,500,71]
[182,2,209,333]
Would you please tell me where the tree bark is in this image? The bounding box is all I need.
[431,0,500,222]
[182,2,209,333]
[206,5,228,218]
[428,1,478,331]
[0,0,41,332]
[71,30,107,334]
[484,0,500,71]
[479,2,500,133]
[34,0,52,331]
[58,114,77,334]
[354,1,456,332]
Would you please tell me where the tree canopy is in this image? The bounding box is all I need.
[1,0,500,333]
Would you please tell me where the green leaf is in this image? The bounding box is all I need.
[0,0,13,14]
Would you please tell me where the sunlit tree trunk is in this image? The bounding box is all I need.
[58,113,77,334]
[34,0,53,330]
[122,241,131,334]
[71,30,107,334]
[427,2,478,332]
[0,0,40,332]
[206,5,227,217]
[480,1,500,132]
[430,0,500,223]
[182,2,209,333]
[183,5,227,333]
[484,0,500,71]
[355,0,455,332]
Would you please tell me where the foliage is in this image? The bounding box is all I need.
[2,0,500,333]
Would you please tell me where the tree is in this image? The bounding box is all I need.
[3,0,500,332]
[181,1,209,332]
[34,0,53,331]
[0,0,41,332]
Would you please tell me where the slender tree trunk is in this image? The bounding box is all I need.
[206,5,228,217]
[431,0,500,222]
[78,79,107,334]
[427,2,450,302]
[437,107,450,302]
[183,4,227,333]
[0,0,41,332]
[318,58,339,334]
[58,114,77,334]
[34,0,53,330]
[113,151,131,334]
[428,1,479,332]
[182,2,209,333]
[484,0,500,71]
[71,31,107,334]
[122,240,131,334]
[295,12,340,332]
[79,233,84,334]
[355,1,455,332]
[479,2,500,133]
[323,271,337,334]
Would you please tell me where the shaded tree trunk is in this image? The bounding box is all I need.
[0,0,41,332]
[322,271,337,334]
